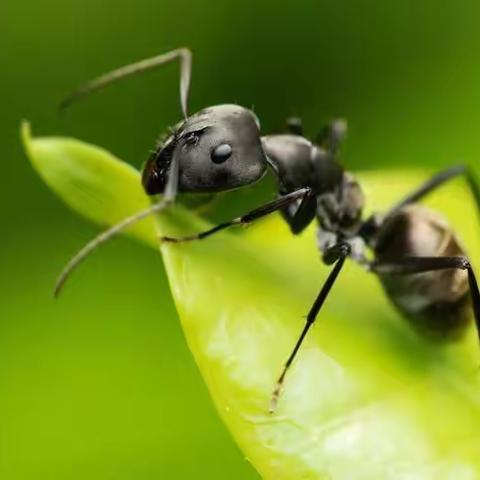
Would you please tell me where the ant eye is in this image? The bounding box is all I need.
[211,143,232,164]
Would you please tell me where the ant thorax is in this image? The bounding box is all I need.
[315,172,365,235]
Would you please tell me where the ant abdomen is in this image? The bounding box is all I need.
[373,205,471,340]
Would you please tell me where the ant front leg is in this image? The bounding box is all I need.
[161,187,314,243]
[280,188,317,234]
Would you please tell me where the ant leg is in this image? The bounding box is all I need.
[280,191,317,234]
[371,256,480,341]
[385,165,480,219]
[270,242,351,413]
[315,118,348,155]
[286,117,303,136]
[161,187,314,243]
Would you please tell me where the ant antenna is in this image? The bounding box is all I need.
[54,149,180,298]
[60,48,192,119]
[54,200,167,297]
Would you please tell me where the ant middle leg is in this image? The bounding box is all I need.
[269,242,351,412]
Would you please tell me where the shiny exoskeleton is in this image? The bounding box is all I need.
[57,48,480,412]
[373,205,472,340]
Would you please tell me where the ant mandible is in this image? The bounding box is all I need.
[56,48,480,412]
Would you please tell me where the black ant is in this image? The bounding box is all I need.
[56,48,480,413]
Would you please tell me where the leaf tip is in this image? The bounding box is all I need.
[20,120,34,160]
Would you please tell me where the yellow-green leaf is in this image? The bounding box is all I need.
[23,122,480,480]
[21,121,157,248]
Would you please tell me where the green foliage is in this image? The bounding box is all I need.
[24,123,480,479]
[21,122,156,248]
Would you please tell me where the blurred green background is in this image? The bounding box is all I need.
[2,1,480,478]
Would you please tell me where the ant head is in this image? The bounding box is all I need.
[143,104,268,194]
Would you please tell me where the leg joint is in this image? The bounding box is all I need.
[459,256,471,270]
[323,242,351,265]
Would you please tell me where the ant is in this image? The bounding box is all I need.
[56,48,480,413]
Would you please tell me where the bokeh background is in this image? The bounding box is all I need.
[2,1,480,478]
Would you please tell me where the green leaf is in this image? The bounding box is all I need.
[21,121,157,248]
[23,122,480,479]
